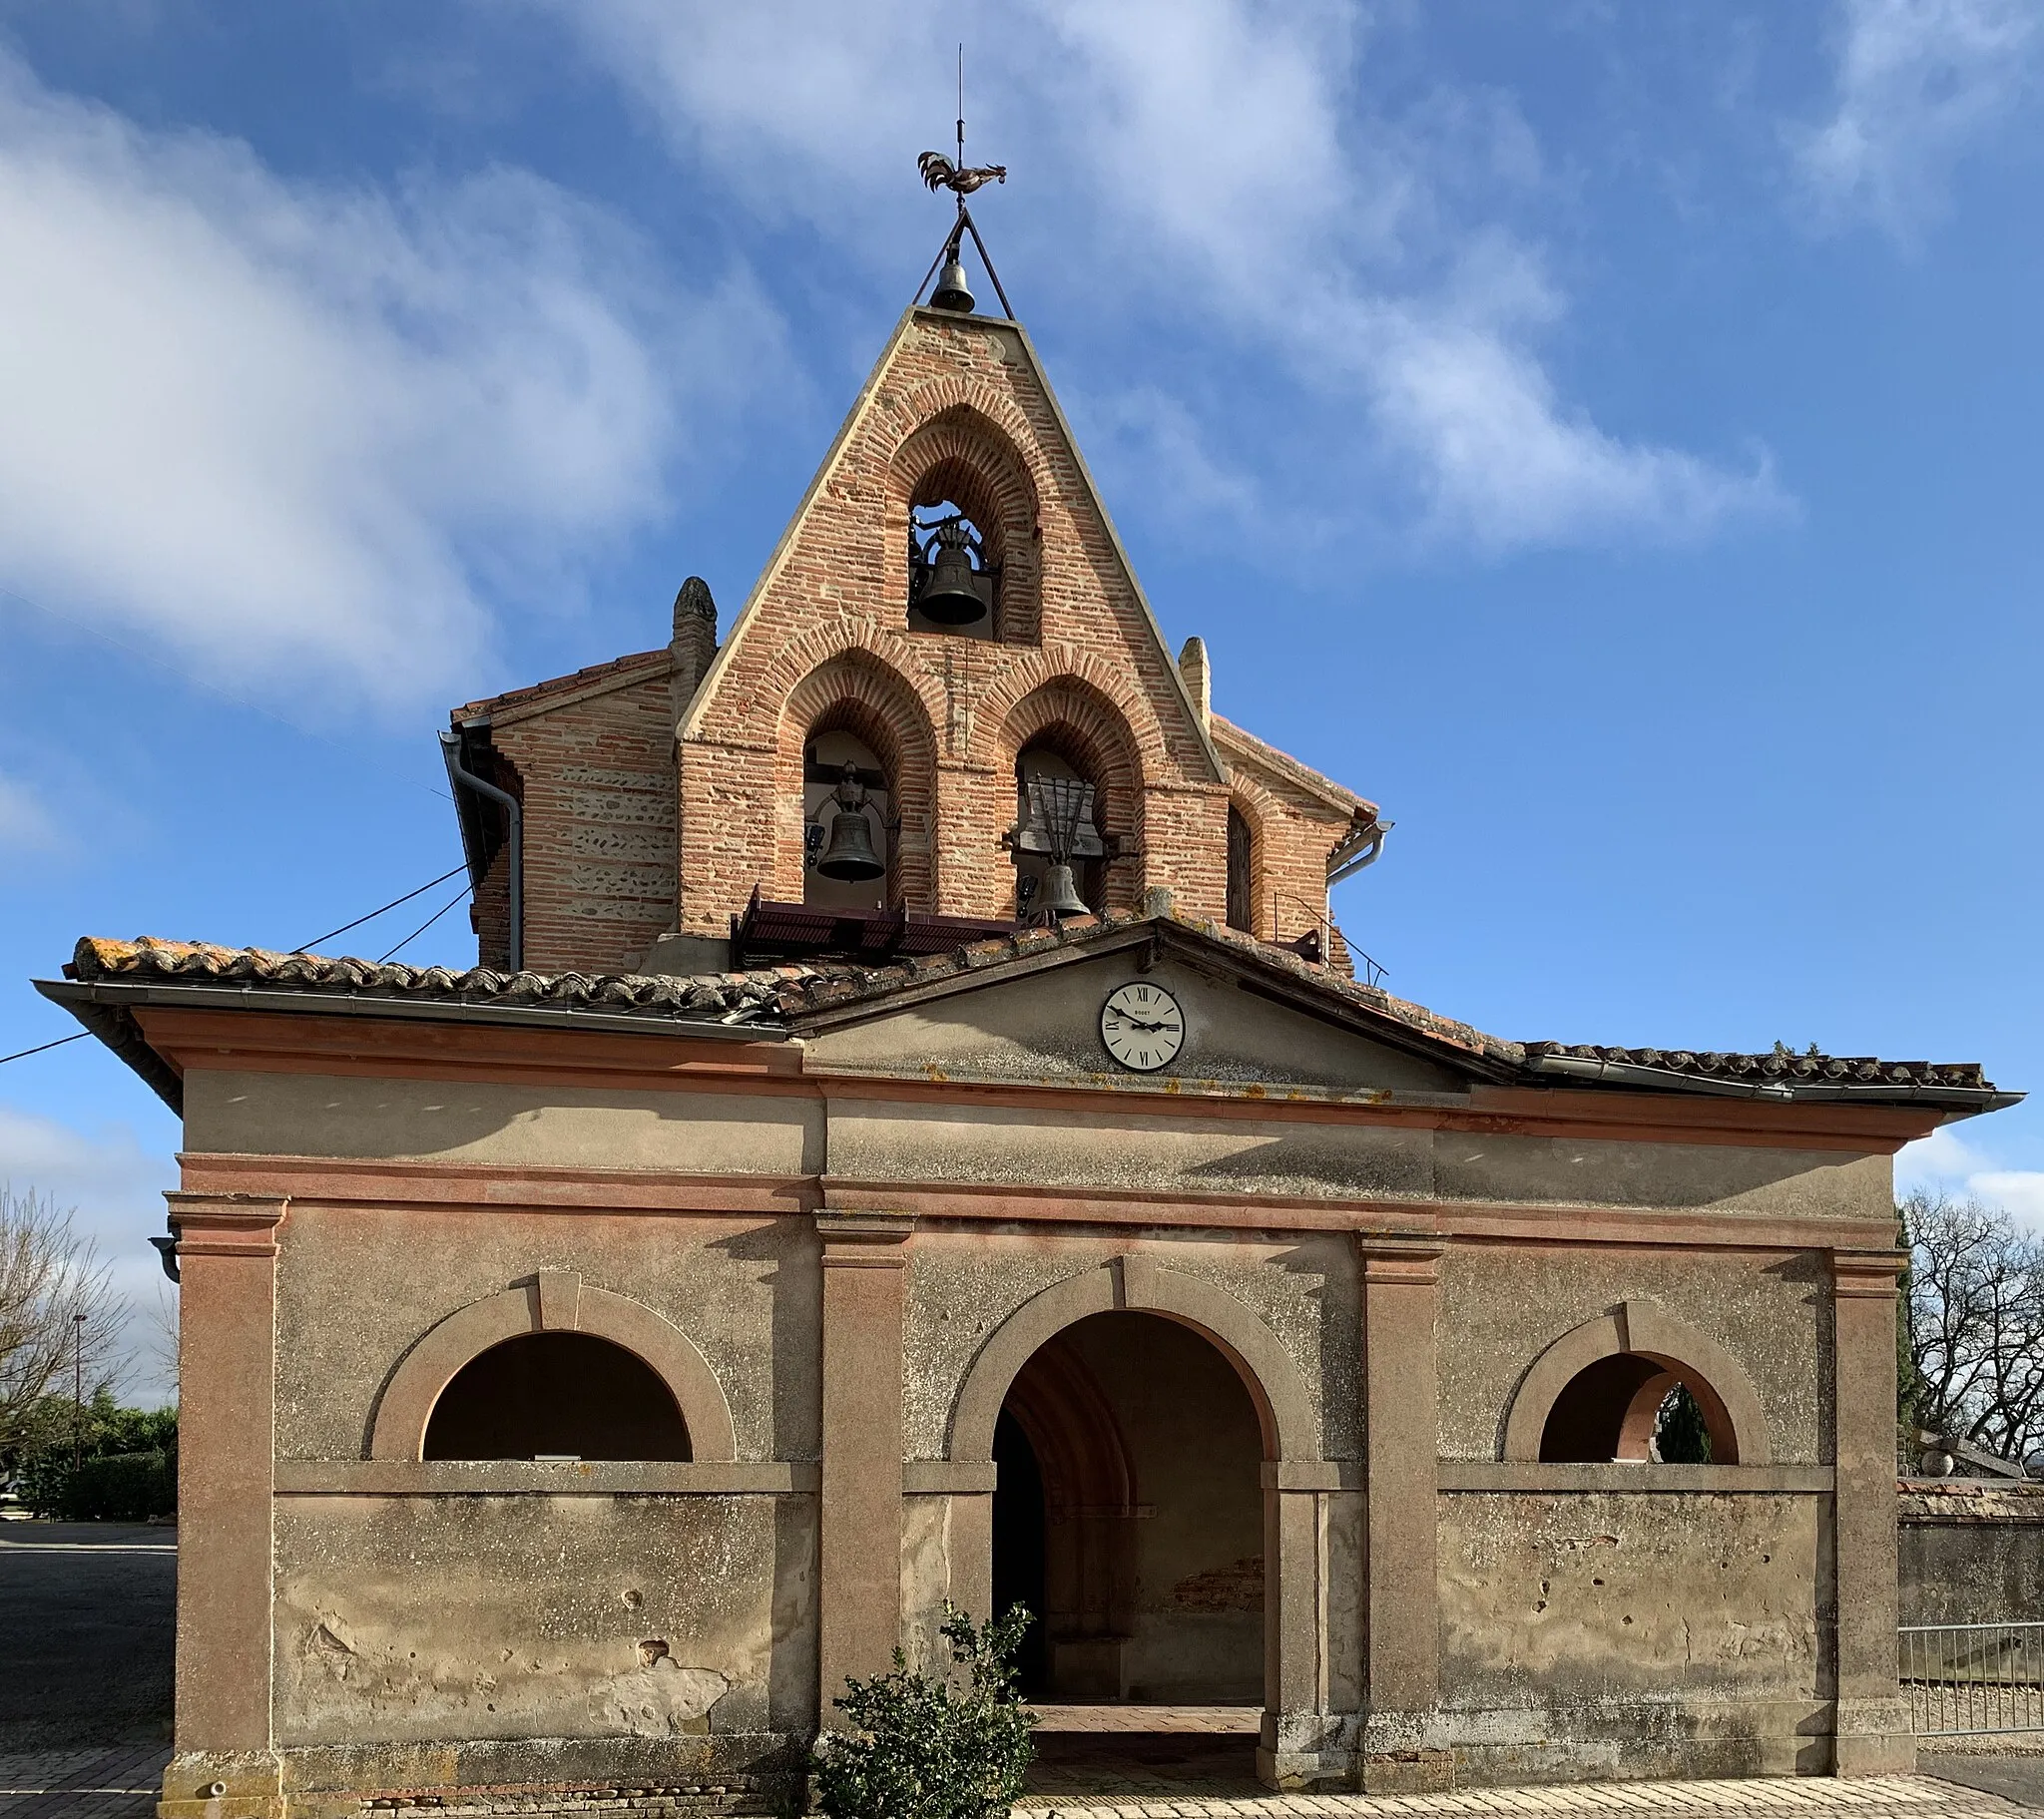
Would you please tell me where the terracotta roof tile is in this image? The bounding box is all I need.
[63,926,2007,1106]
[451,650,667,722]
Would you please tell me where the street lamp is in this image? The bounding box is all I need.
[72,1311,86,1475]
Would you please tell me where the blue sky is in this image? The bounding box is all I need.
[2,0,2040,1395]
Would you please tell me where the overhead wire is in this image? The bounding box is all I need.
[293,862,469,953]
[375,886,473,965]
[0,1032,88,1067]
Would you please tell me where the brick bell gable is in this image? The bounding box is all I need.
[446,304,1388,976]
[675,306,1230,932]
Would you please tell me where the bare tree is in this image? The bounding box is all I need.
[1903,1188,2044,1467]
[138,1281,179,1402]
[0,1185,123,1455]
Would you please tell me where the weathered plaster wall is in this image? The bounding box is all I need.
[1436,1245,1829,1464]
[273,1203,817,1464]
[1437,1489,1829,1778]
[272,1493,813,1748]
[185,1070,818,1176]
[806,955,1463,1095]
[900,1231,1355,1462]
[1435,1137,1891,1219]
[1900,1483,2044,1623]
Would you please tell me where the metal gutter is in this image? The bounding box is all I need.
[440,726,522,972]
[1524,1050,2022,1111]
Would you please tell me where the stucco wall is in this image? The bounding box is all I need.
[272,1493,812,1748]
[1436,1245,1829,1464]
[1437,1488,1830,1779]
[273,1203,816,1465]
[1900,1483,2044,1624]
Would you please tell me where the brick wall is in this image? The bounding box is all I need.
[454,311,1381,976]
[675,310,1236,933]
[483,665,678,974]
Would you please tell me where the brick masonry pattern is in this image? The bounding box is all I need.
[462,312,1374,974]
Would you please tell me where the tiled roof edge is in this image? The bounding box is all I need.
[68,937,823,1026]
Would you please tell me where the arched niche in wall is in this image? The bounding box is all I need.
[1226,800,1258,935]
[778,651,938,911]
[369,1270,737,1464]
[1499,1299,1771,1466]
[999,679,1145,916]
[889,405,1041,645]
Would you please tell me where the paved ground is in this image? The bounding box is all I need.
[0,1746,169,1819]
[1019,1773,2032,1818]
[0,1524,176,1754]
[1920,1760,2044,1809]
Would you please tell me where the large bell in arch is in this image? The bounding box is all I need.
[815,805,883,881]
[917,539,989,626]
[814,760,885,881]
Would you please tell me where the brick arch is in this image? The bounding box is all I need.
[887,399,1043,643]
[779,648,939,909]
[1226,775,1279,939]
[999,675,1148,912]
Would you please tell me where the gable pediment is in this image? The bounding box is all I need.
[794,924,1499,1099]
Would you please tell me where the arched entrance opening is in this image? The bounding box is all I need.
[989,1311,1266,1706]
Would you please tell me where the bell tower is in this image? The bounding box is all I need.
[448,144,1385,981]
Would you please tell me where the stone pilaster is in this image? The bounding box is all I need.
[160,1191,287,1819]
[1831,1248,1914,1775]
[1358,1237,1451,1794]
[816,1212,912,1725]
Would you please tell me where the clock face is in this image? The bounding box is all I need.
[1100,981,1186,1073]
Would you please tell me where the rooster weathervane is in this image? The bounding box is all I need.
[913,47,1014,318]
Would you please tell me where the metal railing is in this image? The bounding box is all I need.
[1901,1621,2044,1734]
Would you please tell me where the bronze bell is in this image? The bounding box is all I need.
[1037,862,1090,919]
[815,762,885,882]
[815,805,883,881]
[916,539,989,626]
[930,253,975,313]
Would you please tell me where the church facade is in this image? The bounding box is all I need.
[45,295,2018,1817]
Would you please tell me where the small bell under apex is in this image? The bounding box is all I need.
[929,248,975,314]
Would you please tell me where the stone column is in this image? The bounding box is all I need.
[161,1191,287,1819]
[816,1213,912,1725]
[1831,1248,1914,1775]
[1358,1237,1450,1794]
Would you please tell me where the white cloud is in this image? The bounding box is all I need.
[1796,0,2042,232]
[0,51,778,706]
[0,772,59,857]
[534,0,1785,557]
[1897,1123,2044,1225]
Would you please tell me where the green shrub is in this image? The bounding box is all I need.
[813,1604,1036,1819]
[30,1450,176,1522]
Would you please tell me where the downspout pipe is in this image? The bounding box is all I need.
[439,728,523,973]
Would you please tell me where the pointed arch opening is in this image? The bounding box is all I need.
[779,653,938,911]
[1000,680,1145,916]
[1226,801,1258,935]
[890,406,1041,645]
